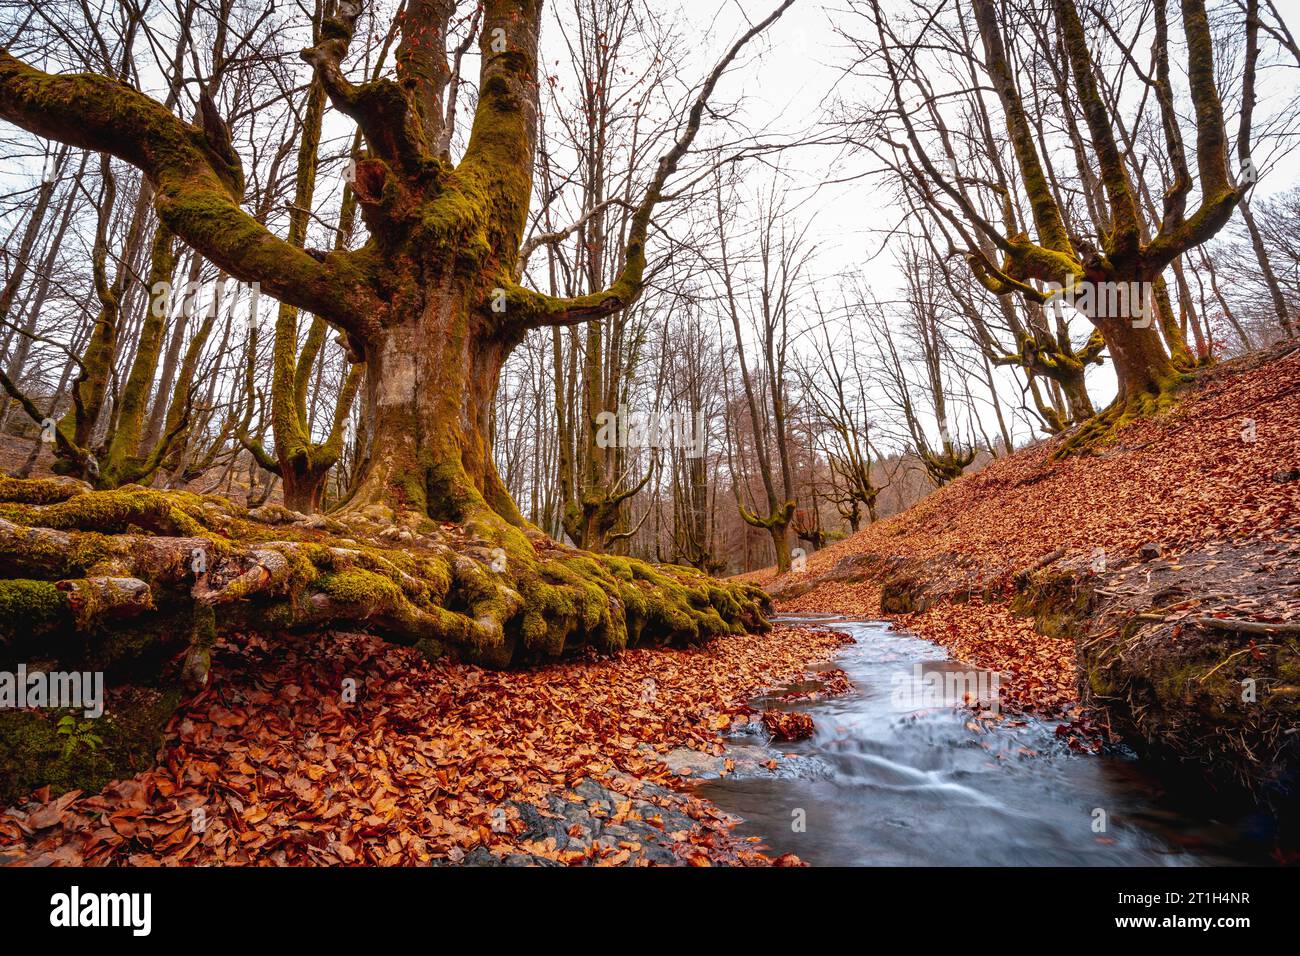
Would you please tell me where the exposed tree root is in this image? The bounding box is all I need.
[0,478,770,806]
[0,479,771,681]
[1050,372,1193,459]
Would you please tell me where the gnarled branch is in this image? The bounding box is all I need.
[0,50,383,343]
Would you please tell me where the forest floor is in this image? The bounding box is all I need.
[745,342,1300,779]
[1,622,853,866]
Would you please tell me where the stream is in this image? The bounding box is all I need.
[696,616,1280,866]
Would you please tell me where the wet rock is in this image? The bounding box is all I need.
[1071,536,1300,794]
[880,570,929,614]
[659,746,729,778]
[433,847,564,867]
[1139,542,1163,561]
[430,777,702,866]
[180,643,211,691]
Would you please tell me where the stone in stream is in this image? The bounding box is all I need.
[658,746,730,778]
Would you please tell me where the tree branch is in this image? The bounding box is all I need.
[508,0,797,330]
[0,50,384,344]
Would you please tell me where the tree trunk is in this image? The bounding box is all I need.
[1059,374,1095,424]
[1239,199,1295,339]
[0,0,791,667]
[280,464,329,514]
[769,524,792,573]
[343,275,523,525]
[1092,313,1180,406]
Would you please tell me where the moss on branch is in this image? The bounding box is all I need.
[0,51,383,344]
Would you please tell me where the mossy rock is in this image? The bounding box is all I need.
[0,579,70,643]
[1011,568,1094,640]
[880,573,927,615]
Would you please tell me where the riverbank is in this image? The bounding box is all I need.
[697,617,1274,865]
[747,343,1300,795]
[3,346,1295,866]
[1,624,850,866]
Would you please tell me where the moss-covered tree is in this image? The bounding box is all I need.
[236,68,364,514]
[0,0,788,665]
[864,0,1256,442]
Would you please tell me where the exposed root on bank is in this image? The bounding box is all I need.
[0,476,772,810]
[0,478,770,677]
[1050,373,1193,459]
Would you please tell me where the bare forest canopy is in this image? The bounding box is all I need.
[0,0,1295,585]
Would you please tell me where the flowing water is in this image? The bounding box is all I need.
[696,616,1281,866]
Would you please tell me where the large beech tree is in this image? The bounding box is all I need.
[859,0,1257,443]
[0,0,790,521]
[0,0,789,667]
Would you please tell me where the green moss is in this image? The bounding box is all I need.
[0,476,85,505]
[0,688,180,807]
[0,579,69,639]
[259,601,298,631]
[85,621,166,672]
[0,487,206,536]
[413,636,447,663]
[1012,568,1093,639]
[191,605,216,645]
[1053,371,1193,459]
[320,568,403,611]
[0,473,769,679]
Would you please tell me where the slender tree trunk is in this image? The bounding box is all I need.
[1239,199,1295,339]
